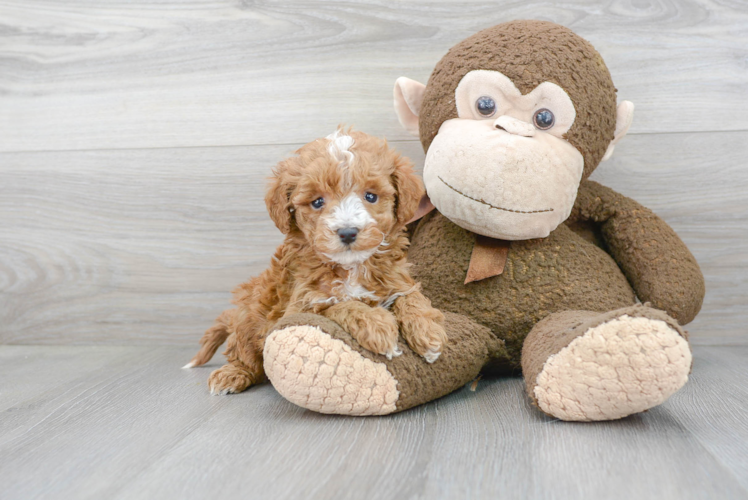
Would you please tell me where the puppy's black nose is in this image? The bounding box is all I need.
[337,227,358,245]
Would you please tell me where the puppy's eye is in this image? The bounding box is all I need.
[364,192,378,203]
[533,108,555,130]
[475,96,496,117]
[311,197,325,209]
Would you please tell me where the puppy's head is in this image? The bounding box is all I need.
[266,127,423,266]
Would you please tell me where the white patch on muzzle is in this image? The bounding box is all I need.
[325,194,374,231]
[323,194,377,265]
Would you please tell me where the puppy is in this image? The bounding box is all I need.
[184,128,447,395]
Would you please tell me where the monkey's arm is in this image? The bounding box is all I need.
[570,180,705,325]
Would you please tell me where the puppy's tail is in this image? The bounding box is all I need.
[182,309,234,369]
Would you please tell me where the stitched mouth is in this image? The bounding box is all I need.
[438,176,553,214]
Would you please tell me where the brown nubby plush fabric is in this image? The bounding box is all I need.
[418,20,617,179]
[407,178,705,370]
[570,181,705,324]
[273,312,507,413]
[408,210,638,370]
[520,304,690,414]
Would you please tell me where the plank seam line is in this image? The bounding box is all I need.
[0,129,746,155]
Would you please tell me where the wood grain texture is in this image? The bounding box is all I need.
[2,3,746,499]
[0,345,746,500]
[0,140,421,344]
[1,0,747,152]
[1,133,745,344]
[666,345,748,492]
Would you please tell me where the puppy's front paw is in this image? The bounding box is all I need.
[208,364,253,395]
[349,307,401,360]
[400,312,447,364]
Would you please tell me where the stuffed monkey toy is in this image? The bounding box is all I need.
[261,20,705,421]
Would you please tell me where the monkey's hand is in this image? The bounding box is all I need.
[570,180,705,325]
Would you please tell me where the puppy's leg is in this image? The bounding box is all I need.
[195,261,281,394]
[391,291,447,363]
[208,325,267,395]
[183,309,235,369]
[322,301,401,359]
[208,359,258,395]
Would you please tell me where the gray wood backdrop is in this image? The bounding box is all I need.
[1,0,746,346]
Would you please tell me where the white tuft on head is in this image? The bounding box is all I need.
[325,194,375,231]
[326,130,355,169]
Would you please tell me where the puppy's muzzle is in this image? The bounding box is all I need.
[337,227,358,245]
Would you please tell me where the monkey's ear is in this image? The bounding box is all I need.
[601,101,635,162]
[265,166,294,234]
[391,153,424,228]
[393,77,426,137]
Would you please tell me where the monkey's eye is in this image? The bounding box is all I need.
[475,96,497,117]
[533,108,555,130]
[311,197,325,209]
[364,192,378,203]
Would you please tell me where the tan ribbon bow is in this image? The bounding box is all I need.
[408,195,510,284]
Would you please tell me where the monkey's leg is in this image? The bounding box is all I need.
[262,312,506,415]
[522,304,692,422]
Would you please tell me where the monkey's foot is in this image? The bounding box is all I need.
[522,305,692,422]
[263,312,503,415]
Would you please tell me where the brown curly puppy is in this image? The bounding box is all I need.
[184,128,447,395]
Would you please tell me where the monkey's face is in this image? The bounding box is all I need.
[422,70,584,240]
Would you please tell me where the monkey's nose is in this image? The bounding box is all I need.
[337,227,358,245]
[494,115,536,137]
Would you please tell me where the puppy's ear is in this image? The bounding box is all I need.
[265,162,295,234]
[391,152,424,229]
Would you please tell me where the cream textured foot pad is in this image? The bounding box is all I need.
[534,315,692,421]
[264,325,399,415]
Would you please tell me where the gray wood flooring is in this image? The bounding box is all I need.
[1,0,747,499]
[0,345,746,500]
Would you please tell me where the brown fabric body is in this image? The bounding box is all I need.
[520,304,690,414]
[272,311,506,413]
[418,20,617,179]
[408,210,638,370]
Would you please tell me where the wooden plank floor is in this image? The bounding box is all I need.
[1,0,747,346]
[0,345,746,500]
[2,1,748,499]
